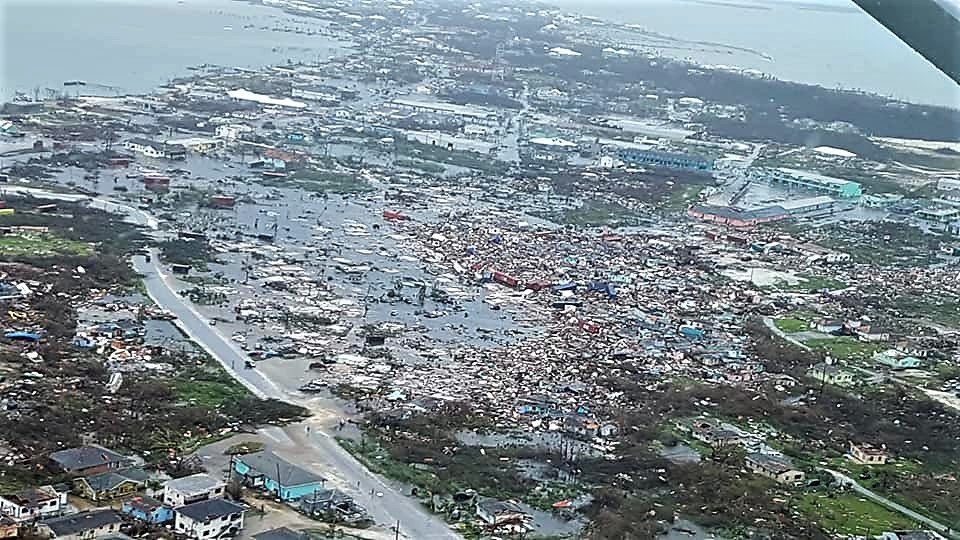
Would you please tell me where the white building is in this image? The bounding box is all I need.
[0,486,68,521]
[291,87,339,104]
[163,473,226,508]
[123,138,186,160]
[528,137,578,151]
[937,178,960,191]
[174,499,244,540]
[214,124,253,141]
[392,98,501,127]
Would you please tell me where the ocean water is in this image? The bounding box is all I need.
[0,0,957,108]
[548,0,960,108]
[0,0,345,99]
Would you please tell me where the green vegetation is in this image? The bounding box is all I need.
[890,294,960,327]
[0,233,92,257]
[0,198,148,257]
[158,239,214,269]
[775,318,810,333]
[0,466,35,493]
[811,222,943,266]
[805,337,882,361]
[538,199,641,227]
[339,433,577,508]
[225,441,266,456]
[395,158,445,175]
[285,169,374,194]
[795,492,914,535]
[822,458,960,530]
[173,378,249,409]
[393,139,509,174]
[663,184,705,209]
[338,437,441,492]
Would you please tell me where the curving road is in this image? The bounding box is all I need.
[134,252,460,540]
[16,185,461,538]
[11,183,460,539]
[821,468,959,539]
[762,317,812,351]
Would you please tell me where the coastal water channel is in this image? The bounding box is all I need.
[0,0,349,100]
[3,0,957,106]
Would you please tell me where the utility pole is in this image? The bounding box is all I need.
[276,462,283,500]
[394,520,400,540]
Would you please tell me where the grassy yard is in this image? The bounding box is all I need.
[173,377,249,409]
[292,169,373,193]
[795,492,915,535]
[393,140,509,174]
[337,437,442,493]
[890,294,960,328]
[662,184,705,209]
[261,169,374,194]
[338,433,579,513]
[540,199,641,227]
[395,158,445,175]
[0,233,92,257]
[170,365,250,409]
[0,469,32,493]
[775,318,810,333]
[806,337,882,361]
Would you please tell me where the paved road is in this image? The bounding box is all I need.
[762,317,812,351]
[133,251,461,540]
[821,468,959,539]
[13,182,461,539]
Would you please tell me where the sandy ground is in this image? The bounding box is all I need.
[923,388,960,413]
[239,497,395,540]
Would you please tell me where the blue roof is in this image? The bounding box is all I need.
[5,331,40,341]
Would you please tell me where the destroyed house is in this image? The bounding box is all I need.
[49,446,130,476]
[850,441,889,465]
[299,490,367,523]
[0,516,15,539]
[476,499,529,527]
[854,324,894,342]
[232,451,324,501]
[690,422,742,448]
[90,320,144,340]
[562,415,599,438]
[515,394,559,416]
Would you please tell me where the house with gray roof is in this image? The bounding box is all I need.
[232,451,324,501]
[163,473,225,508]
[38,509,123,540]
[173,499,243,540]
[48,447,130,477]
[253,527,306,540]
[74,469,147,502]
